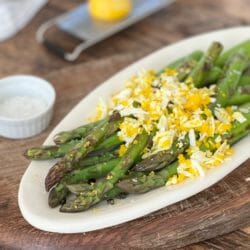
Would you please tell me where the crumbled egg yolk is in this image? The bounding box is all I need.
[91,98,108,122]
[92,68,246,185]
[118,117,142,146]
[118,144,127,157]
[184,90,210,111]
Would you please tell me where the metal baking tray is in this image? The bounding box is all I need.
[37,0,174,61]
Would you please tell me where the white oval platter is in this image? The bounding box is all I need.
[18,26,250,233]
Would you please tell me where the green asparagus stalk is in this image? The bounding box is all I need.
[191,67,250,88]
[244,67,250,75]
[88,133,122,156]
[204,68,250,87]
[227,107,250,144]
[48,158,120,207]
[133,135,189,172]
[96,133,121,150]
[189,42,223,88]
[48,183,68,208]
[199,71,250,106]
[78,151,118,168]
[216,53,248,107]
[54,186,126,208]
[53,119,104,145]
[25,133,121,161]
[239,75,250,86]
[60,129,150,212]
[66,183,94,194]
[167,50,204,69]
[216,40,250,67]
[66,184,126,200]
[157,51,203,76]
[66,159,120,184]
[239,65,250,87]
[104,187,127,201]
[175,59,197,81]
[67,185,127,205]
[117,161,178,194]
[203,66,222,85]
[24,140,79,160]
[226,85,250,106]
[45,113,121,191]
[186,65,250,87]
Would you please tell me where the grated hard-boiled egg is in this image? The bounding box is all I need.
[91,68,246,186]
[232,111,247,123]
[91,97,108,121]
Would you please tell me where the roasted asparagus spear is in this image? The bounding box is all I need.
[45,113,121,191]
[60,129,150,212]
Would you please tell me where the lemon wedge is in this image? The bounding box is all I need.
[89,0,132,22]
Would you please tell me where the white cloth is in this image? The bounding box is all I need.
[0,0,47,41]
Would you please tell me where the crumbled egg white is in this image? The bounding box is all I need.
[92,68,246,185]
[232,111,247,123]
[143,129,175,158]
[92,98,108,121]
[188,129,196,147]
[214,107,232,123]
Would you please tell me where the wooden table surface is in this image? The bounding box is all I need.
[0,0,250,249]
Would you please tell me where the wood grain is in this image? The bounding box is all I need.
[0,0,250,249]
[0,55,250,249]
[185,229,250,249]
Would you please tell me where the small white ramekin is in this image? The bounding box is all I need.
[0,75,56,139]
